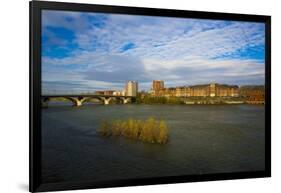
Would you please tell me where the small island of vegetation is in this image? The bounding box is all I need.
[97,117,169,144]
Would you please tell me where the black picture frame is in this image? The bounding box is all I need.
[30,1,271,192]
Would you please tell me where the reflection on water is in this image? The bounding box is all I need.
[41,104,265,183]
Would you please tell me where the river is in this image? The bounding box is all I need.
[41,103,265,183]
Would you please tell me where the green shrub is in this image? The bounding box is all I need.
[97,117,169,144]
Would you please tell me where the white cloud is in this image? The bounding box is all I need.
[42,11,265,92]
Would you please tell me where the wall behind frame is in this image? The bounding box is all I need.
[0,0,279,192]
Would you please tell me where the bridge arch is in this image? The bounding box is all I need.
[41,95,135,107]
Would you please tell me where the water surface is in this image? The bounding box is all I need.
[41,104,265,183]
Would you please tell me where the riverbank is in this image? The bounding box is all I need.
[184,101,264,105]
[43,96,265,107]
[135,95,264,105]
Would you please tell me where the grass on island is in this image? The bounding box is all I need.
[97,117,169,144]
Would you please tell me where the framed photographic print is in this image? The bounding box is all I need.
[30,1,271,192]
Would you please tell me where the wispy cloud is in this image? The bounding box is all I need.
[42,10,265,92]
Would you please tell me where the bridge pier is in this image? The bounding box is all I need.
[100,97,112,105]
[41,97,50,108]
[121,97,131,104]
[68,97,88,107]
[73,99,82,107]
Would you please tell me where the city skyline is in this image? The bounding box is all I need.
[42,10,265,93]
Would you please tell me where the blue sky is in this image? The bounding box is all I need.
[42,10,265,93]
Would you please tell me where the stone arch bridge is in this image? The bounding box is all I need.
[41,94,135,107]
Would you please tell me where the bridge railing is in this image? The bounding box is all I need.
[42,89,101,96]
[41,89,134,97]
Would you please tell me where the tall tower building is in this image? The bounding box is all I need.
[125,81,138,96]
[210,83,217,97]
[151,80,164,96]
[152,80,164,91]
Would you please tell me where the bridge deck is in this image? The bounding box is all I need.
[42,95,135,98]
